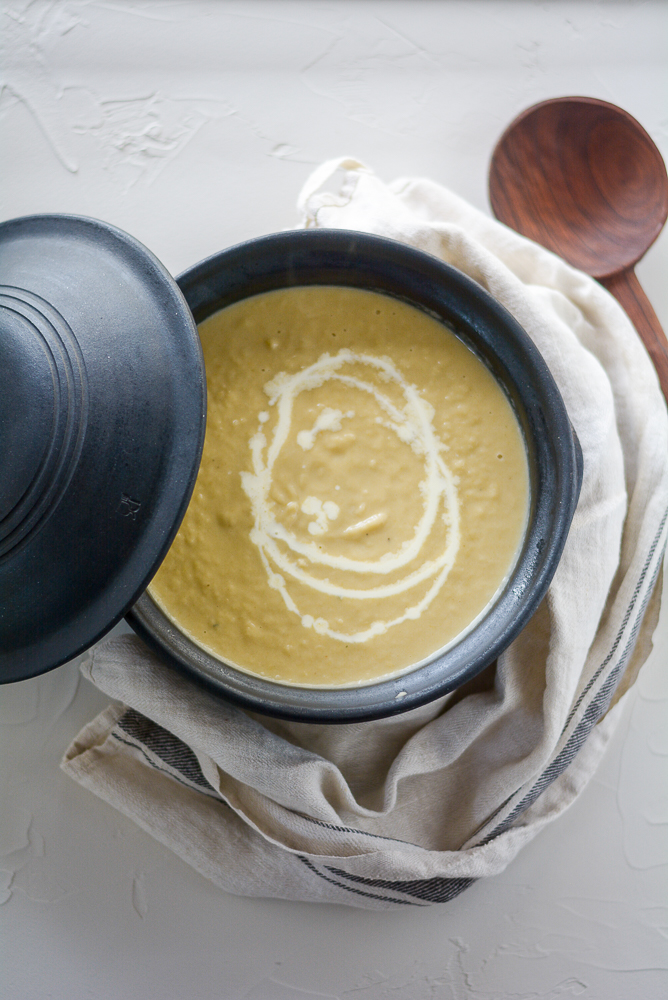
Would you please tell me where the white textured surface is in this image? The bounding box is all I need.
[1,2,667,996]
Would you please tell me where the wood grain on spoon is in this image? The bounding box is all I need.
[489,96,668,401]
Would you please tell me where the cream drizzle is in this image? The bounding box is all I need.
[240,350,460,644]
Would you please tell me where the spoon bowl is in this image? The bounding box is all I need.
[489,96,668,399]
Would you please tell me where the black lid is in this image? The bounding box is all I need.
[0,215,206,683]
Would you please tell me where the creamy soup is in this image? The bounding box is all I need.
[149,286,529,687]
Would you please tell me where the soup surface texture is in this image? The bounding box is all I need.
[149,286,529,686]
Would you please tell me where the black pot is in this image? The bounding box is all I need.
[127,229,582,723]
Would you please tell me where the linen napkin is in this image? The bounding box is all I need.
[62,160,668,909]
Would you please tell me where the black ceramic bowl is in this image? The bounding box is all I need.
[127,229,582,723]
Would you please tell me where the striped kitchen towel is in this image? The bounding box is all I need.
[62,161,668,908]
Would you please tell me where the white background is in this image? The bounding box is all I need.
[1,2,667,997]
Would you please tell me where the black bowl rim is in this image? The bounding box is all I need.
[128,228,582,722]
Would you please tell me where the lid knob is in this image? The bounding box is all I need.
[0,288,87,558]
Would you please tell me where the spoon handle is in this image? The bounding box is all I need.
[599,269,668,403]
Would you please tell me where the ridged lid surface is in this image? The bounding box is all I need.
[0,215,206,682]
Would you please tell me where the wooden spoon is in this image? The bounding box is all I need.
[489,96,668,400]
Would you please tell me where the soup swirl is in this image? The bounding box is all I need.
[149,286,528,687]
